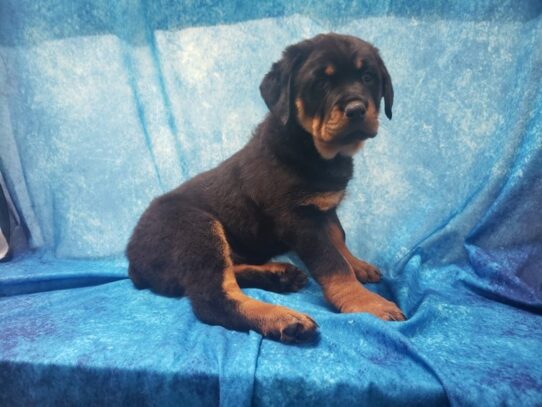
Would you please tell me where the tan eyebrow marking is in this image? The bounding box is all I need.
[355,57,363,70]
[325,65,336,76]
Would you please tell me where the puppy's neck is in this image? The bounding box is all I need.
[257,114,354,188]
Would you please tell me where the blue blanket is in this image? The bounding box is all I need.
[1,1,541,405]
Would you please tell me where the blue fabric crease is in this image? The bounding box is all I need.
[1,0,541,406]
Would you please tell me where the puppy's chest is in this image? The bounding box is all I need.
[299,190,346,211]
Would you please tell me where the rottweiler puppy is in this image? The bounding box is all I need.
[127,33,404,343]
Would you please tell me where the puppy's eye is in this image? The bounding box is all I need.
[361,73,374,84]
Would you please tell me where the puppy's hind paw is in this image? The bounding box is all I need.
[274,264,309,292]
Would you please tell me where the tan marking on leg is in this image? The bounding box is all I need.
[211,220,233,268]
[300,190,345,211]
[327,221,380,282]
[319,271,368,312]
[327,221,347,253]
[217,241,316,342]
[233,263,289,275]
[223,266,317,341]
[233,263,308,292]
[318,272,404,320]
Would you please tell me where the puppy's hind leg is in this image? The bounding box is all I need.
[233,263,308,293]
[186,221,317,343]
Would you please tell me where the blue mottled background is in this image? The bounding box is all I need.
[1,1,541,405]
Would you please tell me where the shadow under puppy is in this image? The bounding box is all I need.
[127,33,404,343]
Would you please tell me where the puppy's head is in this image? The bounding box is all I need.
[260,33,394,159]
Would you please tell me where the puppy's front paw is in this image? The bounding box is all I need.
[263,309,318,343]
[340,293,405,321]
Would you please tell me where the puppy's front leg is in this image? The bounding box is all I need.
[289,217,405,321]
[327,211,381,283]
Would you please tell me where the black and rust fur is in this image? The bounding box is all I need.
[127,33,404,343]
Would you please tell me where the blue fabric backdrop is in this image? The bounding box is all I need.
[1,1,541,405]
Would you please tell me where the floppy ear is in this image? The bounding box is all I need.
[377,54,394,120]
[259,59,293,125]
[259,42,311,125]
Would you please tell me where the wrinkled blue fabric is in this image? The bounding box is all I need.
[1,1,541,405]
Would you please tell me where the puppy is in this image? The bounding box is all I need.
[126,33,404,343]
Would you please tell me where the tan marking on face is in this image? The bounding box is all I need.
[339,140,364,157]
[365,99,379,135]
[310,140,337,159]
[295,98,323,139]
[326,99,378,158]
[321,106,343,141]
[295,97,371,160]
[324,64,335,76]
[296,99,344,159]
[300,190,345,211]
[314,138,366,159]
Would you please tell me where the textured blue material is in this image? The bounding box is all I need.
[1,1,542,405]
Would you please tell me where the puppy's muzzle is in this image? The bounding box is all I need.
[344,100,367,119]
[337,99,375,142]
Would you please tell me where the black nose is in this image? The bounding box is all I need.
[344,101,366,119]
